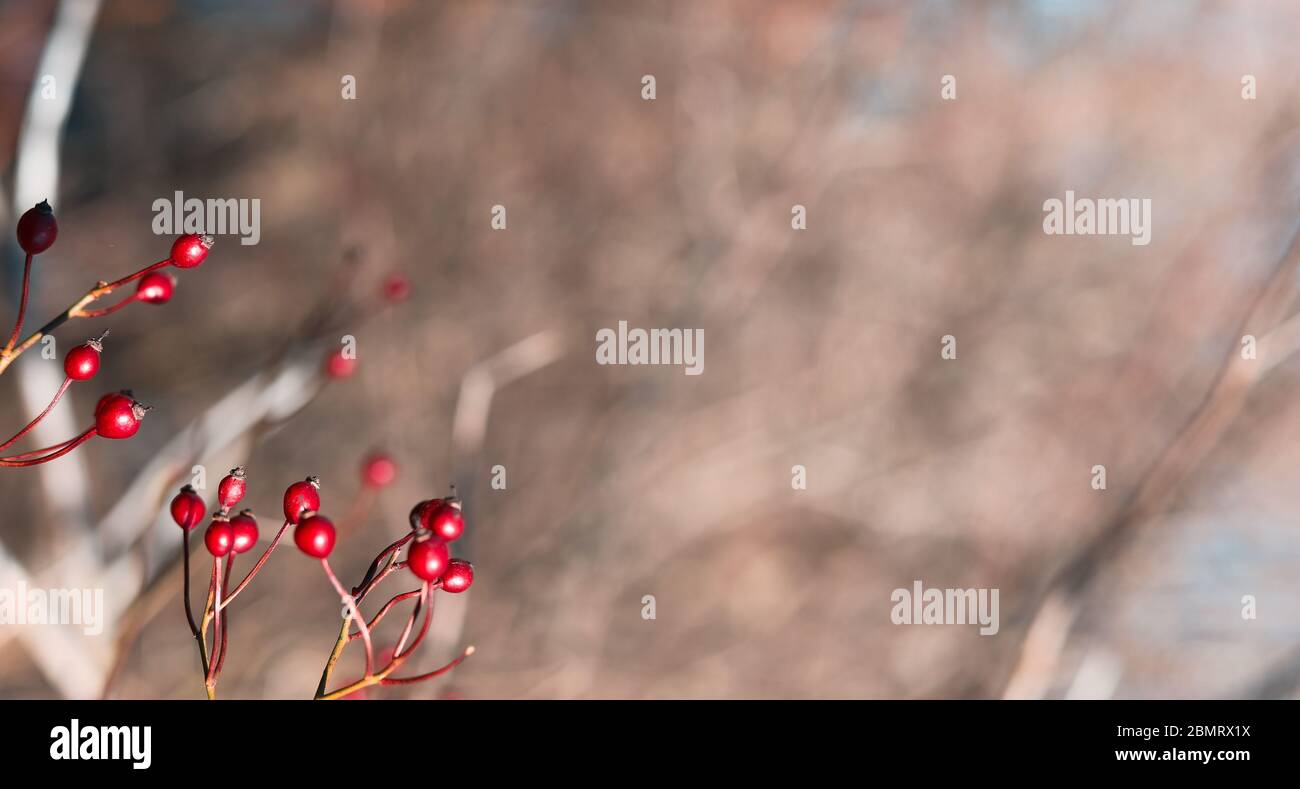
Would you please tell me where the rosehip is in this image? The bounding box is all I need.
[170,234,212,268]
[16,200,57,255]
[324,349,356,379]
[217,467,247,511]
[204,518,234,557]
[361,453,397,488]
[170,485,206,530]
[440,559,474,593]
[283,476,321,523]
[229,510,259,554]
[95,390,132,417]
[409,499,441,530]
[64,334,106,381]
[408,534,451,581]
[294,513,336,558]
[95,394,149,439]
[136,271,175,304]
[426,499,464,542]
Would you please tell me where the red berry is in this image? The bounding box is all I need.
[382,273,410,303]
[283,476,321,524]
[217,467,247,511]
[95,394,149,439]
[324,349,356,379]
[229,510,259,554]
[361,453,397,488]
[409,499,442,530]
[408,535,451,581]
[64,335,105,382]
[16,200,57,255]
[170,485,206,530]
[170,234,212,268]
[204,518,234,557]
[440,559,474,593]
[95,390,132,417]
[294,513,336,558]
[426,500,464,542]
[136,272,175,304]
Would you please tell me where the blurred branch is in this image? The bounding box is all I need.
[1002,220,1300,699]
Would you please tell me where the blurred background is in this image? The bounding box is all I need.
[1,0,1300,699]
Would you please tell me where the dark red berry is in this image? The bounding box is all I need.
[324,349,356,379]
[440,559,474,593]
[170,485,206,530]
[409,499,442,530]
[64,335,106,382]
[217,467,247,511]
[16,200,57,255]
[95,394,149,439]
[204,518,234,557]
[426,500,464,542]
[170,234,212,268]
[136,272,175,304]
[229,510,259,554]
[283,476,321,524]
[361,453,397,488]
[294,513,336,558]
[408,534,451,581]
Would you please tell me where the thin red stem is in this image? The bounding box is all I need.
[77,293,138,318]
[213,554,234,681]
[205,557,224,686]
[349,589,421,642]
[101,259,169,292]
[3,253,34,354]
[0,426,95,466]
[353,532,414,598]
[0,435,80,460]
[217,520,290,611]
[0,376,72,452]
[393,582,433,660]
[322,558,373,677]
[379,647,476,686]
[356,560,406,605]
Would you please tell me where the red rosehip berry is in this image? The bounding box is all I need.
[294,513,336,558]
[170,233,212,268]
[408,534,451,581]
[324,349,356,379]
[64,334,107,382]
[170,485,206,530]
[426,499,464,542]
[16,200,57,255]
[283,476,321,524]
[361,453,397,488]
[381,273,410,303]
[95,394,149,439]
[217,467,247,511]
[136,271,176,304]
[229,510,259,554]
[409,499,442,530]
[440,559,474,593]
[204,518,234,557]
[95,390,132,417]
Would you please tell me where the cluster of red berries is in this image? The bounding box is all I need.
[169,468,260,557]
[166,458,477,699]
[169,464,475,589]
[408,496,473,592]
[1,199,213,466]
